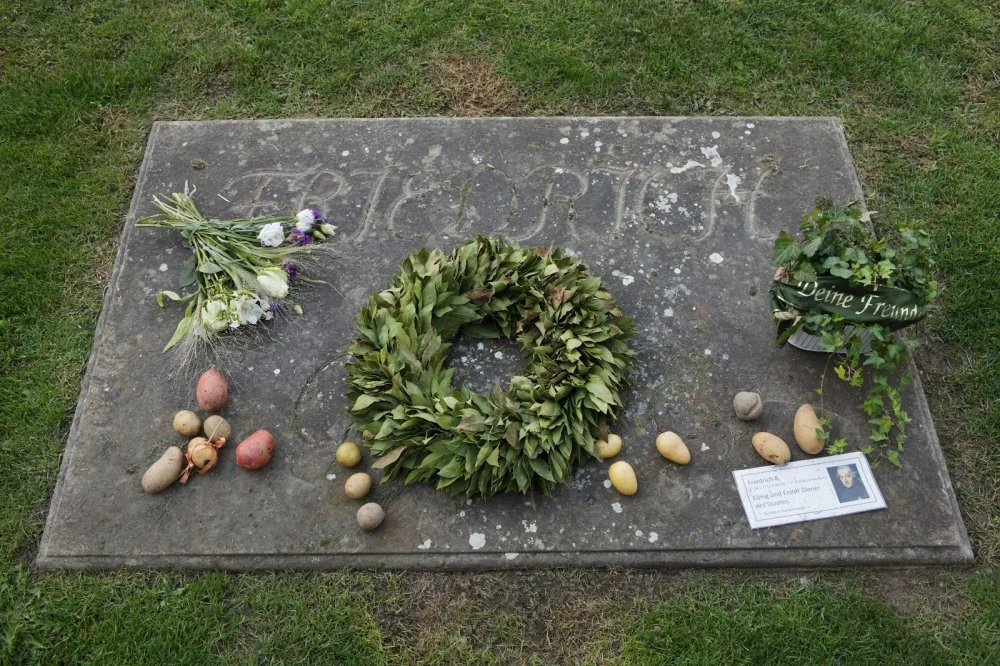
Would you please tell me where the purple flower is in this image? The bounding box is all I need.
[311,209,328,224]
[268,302,285,315]
[288,228,311,245]
[281,260,299,281]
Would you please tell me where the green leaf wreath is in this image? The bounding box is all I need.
[346,236,634,499]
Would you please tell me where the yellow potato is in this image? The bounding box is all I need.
[608,460,638,496]
[141,446,184,493]
[172,410,201,437]
[793,404,825,454]
[596,433,623,459]
[336,441,362,468]
[655,431,691,465]
[752,432,791,465]
[345,472,373,500]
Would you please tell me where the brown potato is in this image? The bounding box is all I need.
[203,415,231,445]
[733,392,763,421]
[752,432,791,465]
[793,404,825,454]
[235,429,275,470]
[196,367,228,413]
[357,502,385,531]
[141,446,184,493]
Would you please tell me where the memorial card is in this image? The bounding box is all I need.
[733,452,886,529]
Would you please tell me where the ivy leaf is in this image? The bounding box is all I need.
[792,265,817,283]
[829,266,854,279]
[801,234,824,258]
[772,230,801,265]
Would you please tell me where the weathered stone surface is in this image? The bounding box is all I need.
[38,118,972,569]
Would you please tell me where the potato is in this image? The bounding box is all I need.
[235,429,275,470]
[188,440,218,474]
[752,432,791,465]
[608,460,638,496]
[186,436,211,453]
[336,441,362,468]
[196,367,228,413]
[733,392,763,421]
[655,431,691,465]
[345,472,373,500]
[596,433,623,459]
[203,415,231,445]
[793,404,825,454]
[172,410,201,437]
[142,446,184,493]
[357,502,385,531]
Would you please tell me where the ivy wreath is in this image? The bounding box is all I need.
[346,236,634,499]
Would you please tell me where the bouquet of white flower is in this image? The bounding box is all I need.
[137,184,336,352]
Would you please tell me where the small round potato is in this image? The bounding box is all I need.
[345,472,373,500]
[336,441,362,468]
[172,410,202,437]
[733,392,763,421]
[596,433,623,459]
[357,502,385,531]
[203,415,231,445]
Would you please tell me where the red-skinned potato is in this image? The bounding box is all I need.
[236,429,275,470]
[196,367,228,413]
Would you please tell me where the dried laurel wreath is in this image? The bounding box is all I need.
[346,236,634,499]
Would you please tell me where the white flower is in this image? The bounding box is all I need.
[320,223,337,236]
[257,294,274,320]
[256,267,289,299]
[258,222,285,247]
[234,294,265,325]
[201,299,230,332]
[295,209,315,232]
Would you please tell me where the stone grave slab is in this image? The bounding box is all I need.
[37,117,972,569]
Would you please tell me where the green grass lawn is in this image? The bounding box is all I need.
[2,0,999,662]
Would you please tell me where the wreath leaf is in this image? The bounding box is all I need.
[372,446,406,469]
